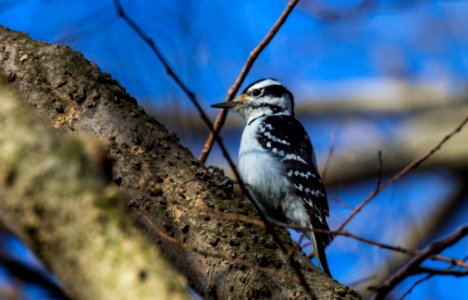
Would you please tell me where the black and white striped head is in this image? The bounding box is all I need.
[212,78,294,123]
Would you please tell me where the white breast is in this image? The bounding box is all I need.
[238,117,289,212]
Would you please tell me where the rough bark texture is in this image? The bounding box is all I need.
[0,88,189,299]
[0,26,359,299]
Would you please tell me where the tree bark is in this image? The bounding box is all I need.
[0,26,359,299]
[0,88,190,299]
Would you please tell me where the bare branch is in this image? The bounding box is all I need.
[413,266,468,277]
[335,114,468,232]
[138,209,303,285]
[375,150,383,191]
[112,2,323,296]
[369,226,468,299]
[174,193,468,270]
[399,256,468,300]
[321,130,335,181]
[347,274,378,288]
[0,26,355,299]
[112,0,209,129]
[198,0,300,163]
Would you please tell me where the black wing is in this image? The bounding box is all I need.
[256,115,330,236]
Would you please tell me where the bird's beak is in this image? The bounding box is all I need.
[211,93,247,109]
[210,101,238,109]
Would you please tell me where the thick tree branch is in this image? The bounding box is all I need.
[0,26,358,299]
[112,4,316,294]
[0,88,189,299]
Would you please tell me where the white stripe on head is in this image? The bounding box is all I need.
[246,78,282,92]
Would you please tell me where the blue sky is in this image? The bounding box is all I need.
[0,1,467,299]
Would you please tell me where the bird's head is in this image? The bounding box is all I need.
[212,78,294,123]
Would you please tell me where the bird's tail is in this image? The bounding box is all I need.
[308,220,332,277]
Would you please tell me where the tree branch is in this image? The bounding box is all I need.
[0,87,190,299]
[199,0,300,163]
[399,256,468,300]
[335,114,468,232]
[113,3,319,295]
[414,266,468,277]
[369,226,468,299]
[0,26,358,299]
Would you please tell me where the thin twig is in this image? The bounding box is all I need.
[347,273,377,287]
[400,273,431,300]
[402,272,433,300]
[321,130,335,181]
[335,115,468,233]
[312,149,382,259]
[369,226,468,299]
[431,254,468,270]
[113,2,315,296]
[413,266,468,277]
[270,220,468,271]
[399,256,468,300]
[329,196,354,210]
[375,150,383,191]
[287,232,306,261]
[161,196,468,270]
[138,210,301,285]
[198,0,300,163]
[113,0,200,112]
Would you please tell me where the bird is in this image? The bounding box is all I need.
[211,78,332,277]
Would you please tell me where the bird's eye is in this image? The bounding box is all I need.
[251,89,262,97]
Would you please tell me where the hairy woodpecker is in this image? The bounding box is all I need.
[212,78,332,277]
